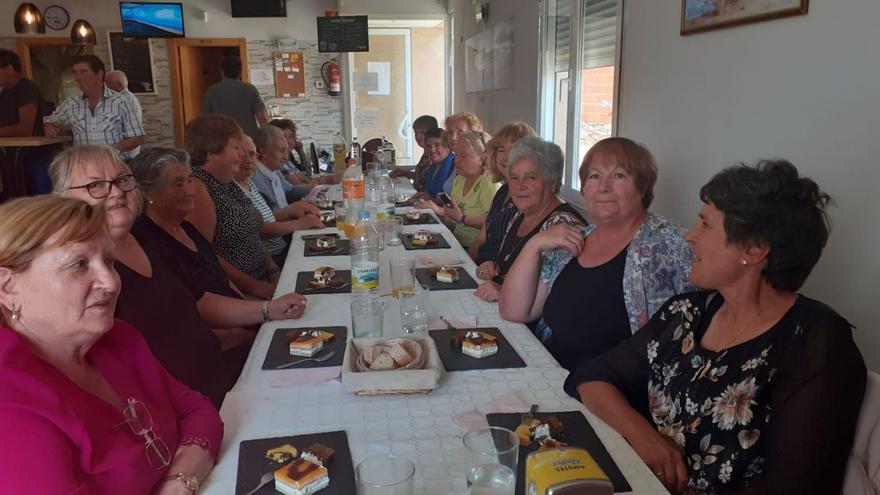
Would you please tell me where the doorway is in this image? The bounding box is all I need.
[16,37,92,111]
[347,20,447,166]
[167,38,248,145]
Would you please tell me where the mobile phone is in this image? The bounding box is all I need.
[436,192,453,208]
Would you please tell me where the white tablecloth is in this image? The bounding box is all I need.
[202,181,667,494]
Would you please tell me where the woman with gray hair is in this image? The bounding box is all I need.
[500,137,693,373]
[473,136,584,302]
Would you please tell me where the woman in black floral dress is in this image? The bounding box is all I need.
[566,160,866,494]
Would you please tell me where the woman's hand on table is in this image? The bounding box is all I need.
[630,429,688,494]
[290,199,320,217]
[416,199,444,216]
[529,223,584,256]
[269,292,307,320]
[295,213,325,230]
[475,261,499,280]
[474,281,501,302]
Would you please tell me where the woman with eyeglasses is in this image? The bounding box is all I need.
[50,145,306,408]
[0,194,222,494]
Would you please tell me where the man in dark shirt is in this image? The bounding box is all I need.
[202,55,267,139]
[0,49,45,137]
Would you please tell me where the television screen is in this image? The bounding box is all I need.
[119,2,185,38]
[231,0,287,18]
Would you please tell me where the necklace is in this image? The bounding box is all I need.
[720,307,763,350]
[499,202,560,262]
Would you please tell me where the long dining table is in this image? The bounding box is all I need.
[201,180,668,494]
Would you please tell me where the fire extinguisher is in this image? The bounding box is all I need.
[321,59,341,96]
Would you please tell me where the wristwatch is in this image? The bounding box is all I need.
[168,472,200,493]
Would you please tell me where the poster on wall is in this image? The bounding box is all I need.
[107,32,156,94]
[464,22,514,93]
[681,0,808,35]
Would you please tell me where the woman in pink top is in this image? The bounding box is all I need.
[0,195,223,494]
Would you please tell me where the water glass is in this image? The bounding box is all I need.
[398,283,429,333]
[462,427,519,495]
[356,454,415,495]
[389,258,415,298]
[351,295,384,338]
[385,217,403,246]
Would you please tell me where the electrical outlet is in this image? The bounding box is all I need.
[315,80,326,89]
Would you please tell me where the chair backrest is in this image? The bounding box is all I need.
[843,370,880,495]
[361,138,384,169]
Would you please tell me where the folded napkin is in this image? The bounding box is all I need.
[427,315,477,330]
[451,392,532,430]
[266,366,341,388]
[414,255,468,268]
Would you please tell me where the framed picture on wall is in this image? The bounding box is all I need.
[681,0,809,35]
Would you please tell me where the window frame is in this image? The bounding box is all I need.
[538,0,625,209]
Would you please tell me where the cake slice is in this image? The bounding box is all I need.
[314,236,337,251]
[435,266,460,283]
[461,331,499,359]
[274,458,329,495]
[412,230,433,245]
[289,330,324,357]
[308,267,336,288]
[405,210,422,221]
[301,443,335,467]
[266,444,299,464]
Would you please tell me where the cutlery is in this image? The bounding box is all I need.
[244,470,274,495]
[439,316,457,330]
[276,350,337,369]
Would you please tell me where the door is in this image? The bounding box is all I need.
[348,29,414,164]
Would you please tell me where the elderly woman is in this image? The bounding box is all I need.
[0,195,222,494]
[468,122,536,264]
[421,130,499,248]
[567,160,866,494]
[52,145,305,407]
[473,137,585,302]
[185,114,279,291]
[500,137,693,372]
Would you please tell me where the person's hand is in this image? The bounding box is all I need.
[287,172,308,185]
[289,199,320,217]
[415,199,444,216]
[268,292,307,320]
[293,139,304,153]
[294,213,325,230]
[319,174,337,185]
[629,429,689,494]
[529,223,584,256]
[475,261,499,280]
[44,122,60,138]
[474,281,501,302]
[443,194,464,223]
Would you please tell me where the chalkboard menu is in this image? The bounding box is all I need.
[317,15,369,53]
[107,32,156,94]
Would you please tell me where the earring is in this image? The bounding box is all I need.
[10,303,20,321]
[740,259,748,266]
[147,199,154,205]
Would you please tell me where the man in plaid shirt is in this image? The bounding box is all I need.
[45,55,144,160]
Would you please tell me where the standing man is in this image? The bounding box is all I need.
[105,69,143,123]
[44,55,145,159]
[0,49,45,137]
[202,55,268,139]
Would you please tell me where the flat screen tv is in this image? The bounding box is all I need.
[231,0,287,18]
[119,2,185,38]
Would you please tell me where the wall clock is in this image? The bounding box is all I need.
[44,5,71,30]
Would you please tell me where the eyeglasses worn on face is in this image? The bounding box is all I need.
[115,397,171,469]
[68,174,137,199]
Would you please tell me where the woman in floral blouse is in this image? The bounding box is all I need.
[500,137,693,372]
[567,160,866,494]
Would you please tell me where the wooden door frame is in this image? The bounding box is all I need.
[167,37,248,146]
[16,37,95,79]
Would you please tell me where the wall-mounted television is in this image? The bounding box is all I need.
[231,0,287,18]
[119,2,185,38]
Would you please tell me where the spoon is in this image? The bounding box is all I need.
[276,350,337,369]
[244,470,274,495]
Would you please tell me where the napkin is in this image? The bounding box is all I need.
[415,255,468,268]
[428,315,477,330]
[451,392,532,430]
[266,366,341,387]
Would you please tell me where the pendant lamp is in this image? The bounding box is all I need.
[14,3,45,34]
[70,19,97,45]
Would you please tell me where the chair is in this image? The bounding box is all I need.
[843,371,880,495]
[360,138,384,170]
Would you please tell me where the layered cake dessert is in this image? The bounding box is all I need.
[308,267,337,288]
[266,444,299,464]
[274,458,329,495]
[435,266,460,283]
[314,236,337,251]
[289,330,324,357]
[319,211,335,223]
[316,199,334,209]
[460,331,498,359]
[405,210,423,221]
[301,443,335,467]
[412,230,433,246]
[515,415,566,447]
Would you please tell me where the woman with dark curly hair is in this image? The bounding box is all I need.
[566,160,866,494]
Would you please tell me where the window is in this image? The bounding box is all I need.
[539,0,622,205]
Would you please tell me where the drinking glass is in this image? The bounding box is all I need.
[356,454,415,495]
[398,283,429,333]
[351,295,384,338]
[385,217,403,246]
[389,258,415,298]
[462,427,519,495]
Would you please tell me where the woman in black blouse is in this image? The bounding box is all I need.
[468,122,535,265]
[567,160,866,494]
[473,136,584,302]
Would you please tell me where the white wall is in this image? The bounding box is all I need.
[339,0,447,16]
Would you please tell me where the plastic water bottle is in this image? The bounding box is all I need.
[341,158,365,236]
[349,136,361,168]
[351,210,380,294]
[382,137,396,168]
[375,172,395,222]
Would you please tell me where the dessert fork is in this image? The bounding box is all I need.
[276,350,336,369]
[244,470,274,495]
